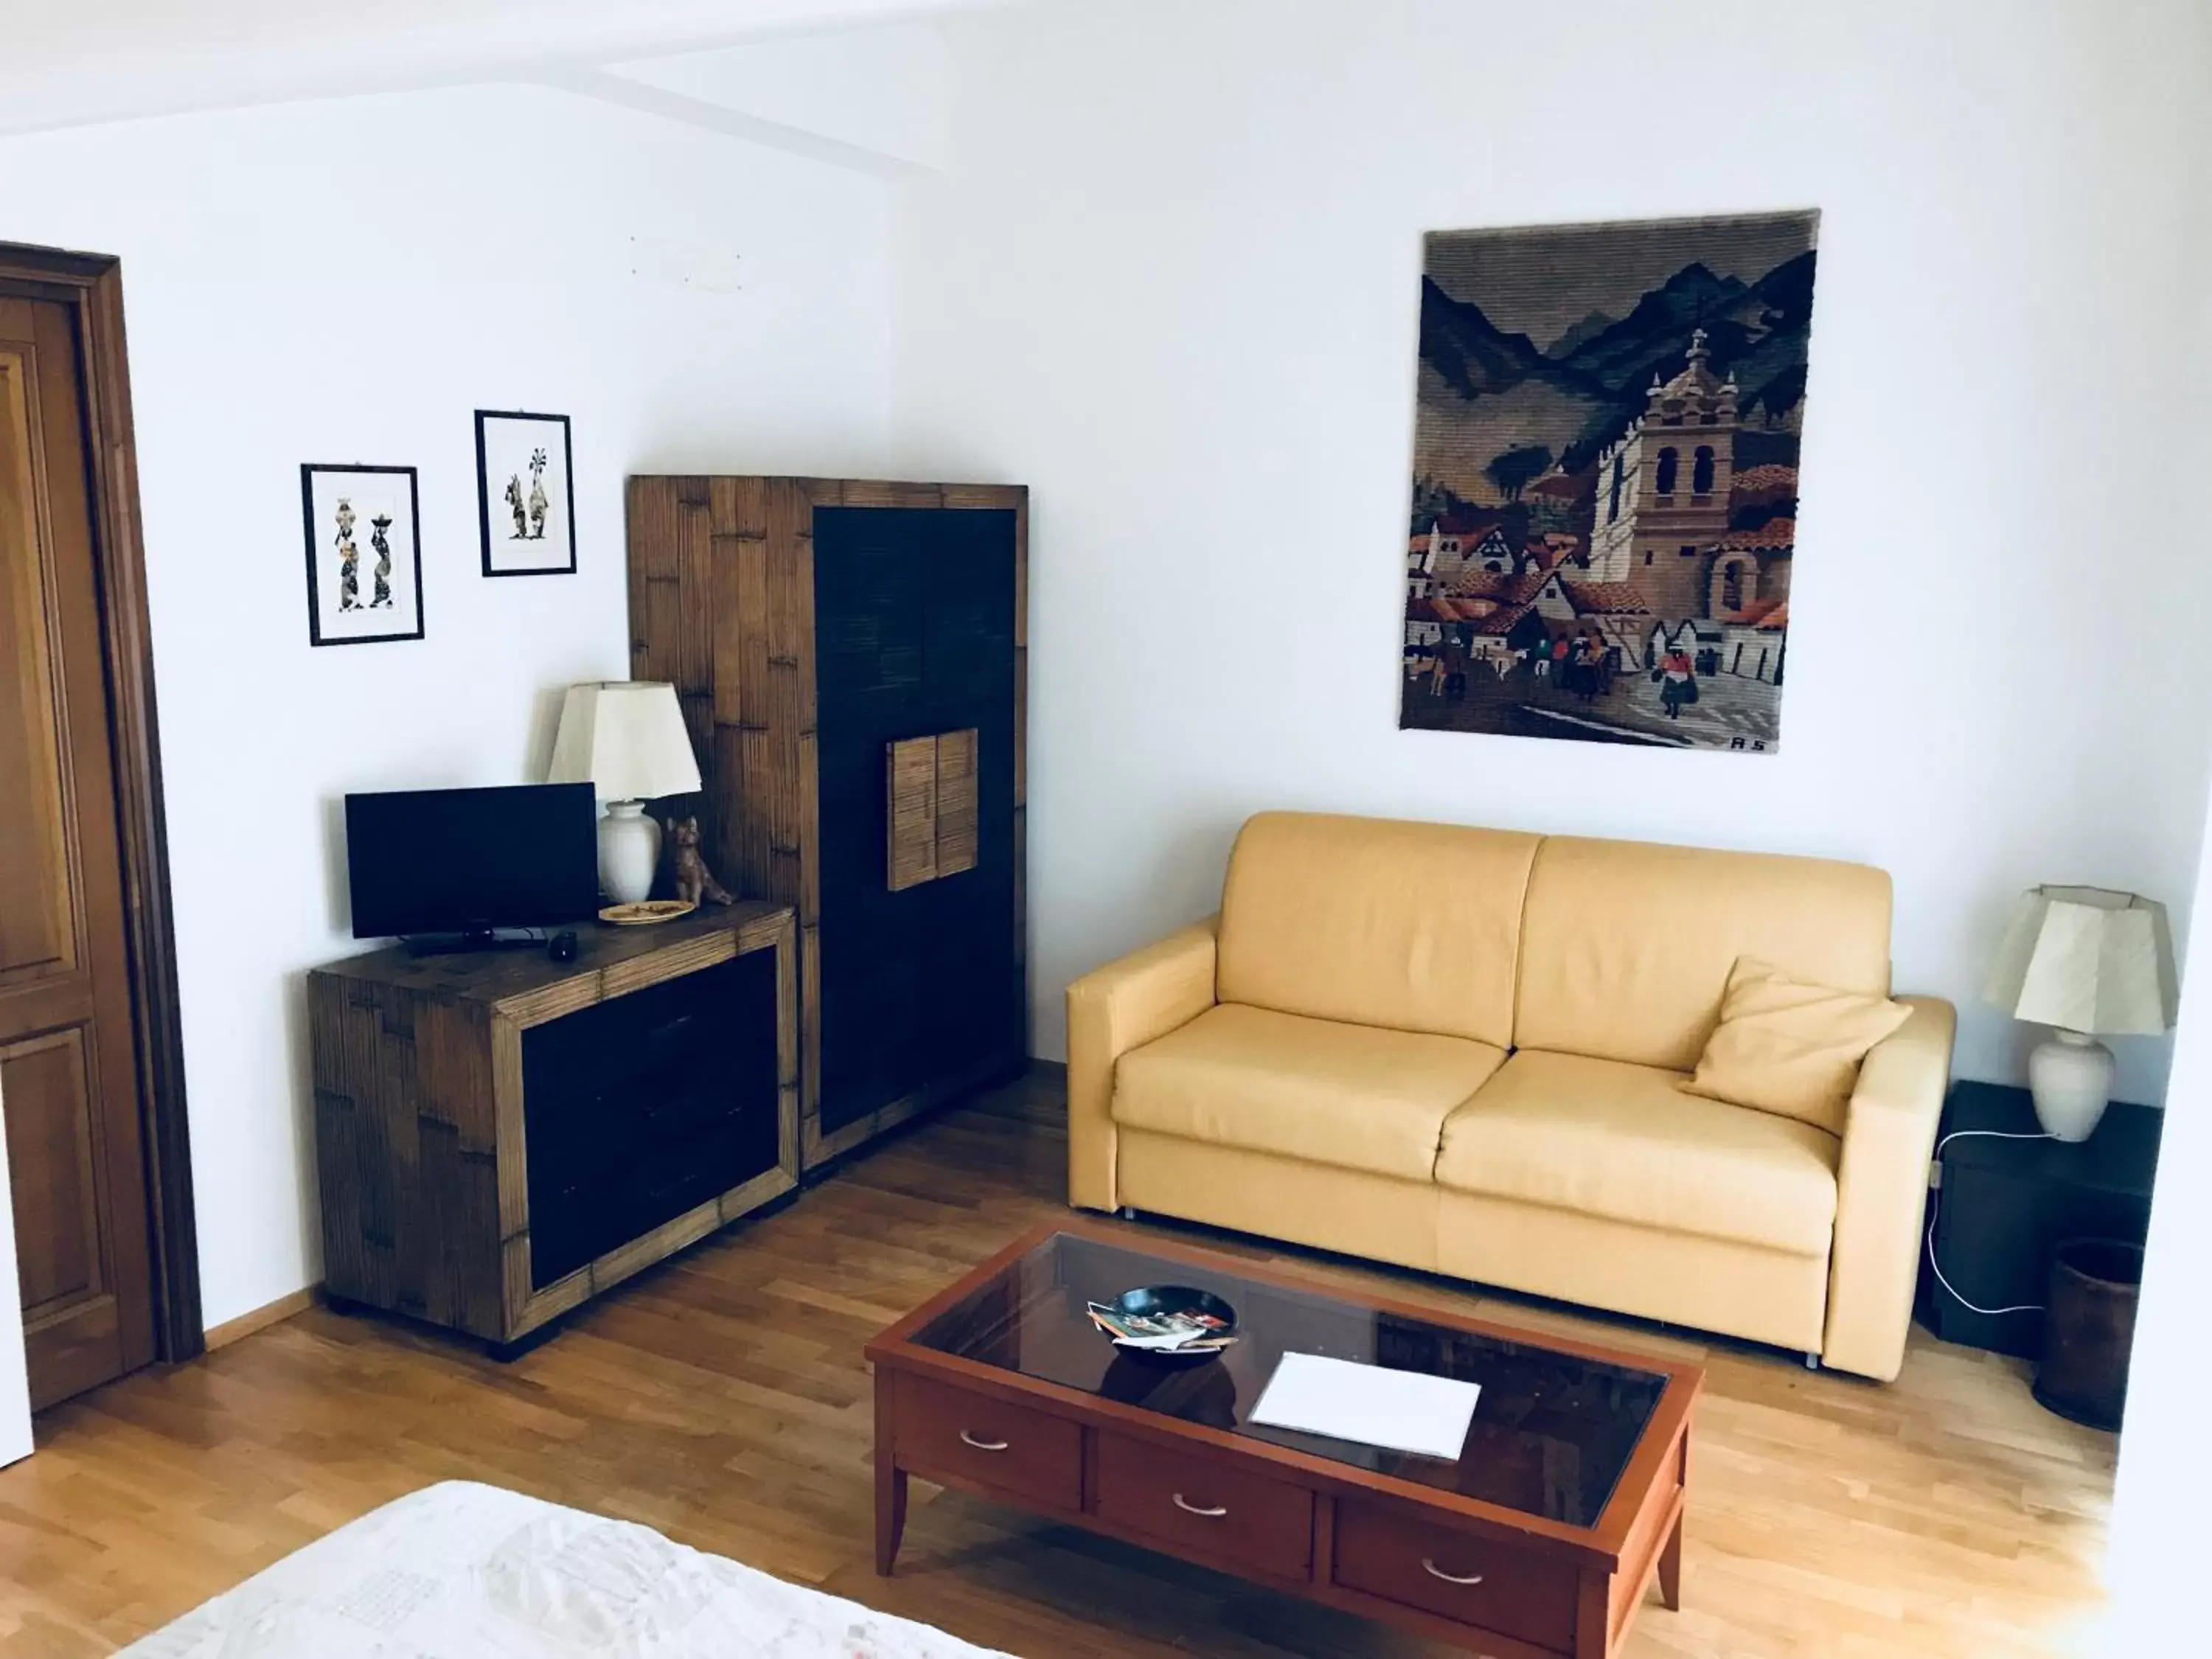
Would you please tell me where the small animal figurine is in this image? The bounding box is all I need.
[665,815,736,906]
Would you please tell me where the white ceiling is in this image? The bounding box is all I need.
[0,0,993,136]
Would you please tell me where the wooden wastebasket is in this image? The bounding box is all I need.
[2034,1238,2144,1430]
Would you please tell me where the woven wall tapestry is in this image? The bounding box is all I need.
[1402,210,1818,754]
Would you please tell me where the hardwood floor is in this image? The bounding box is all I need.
[0,1067,2115,1658]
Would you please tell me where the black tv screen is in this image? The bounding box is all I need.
[345,783,599,939]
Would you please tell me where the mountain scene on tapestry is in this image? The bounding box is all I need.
[1401,209,1817,754]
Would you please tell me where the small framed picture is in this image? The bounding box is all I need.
[300,464,424,646]
[475,409,577,576]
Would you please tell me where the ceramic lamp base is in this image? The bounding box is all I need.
[2028,1029,2115,1143]
[597,800,661,904]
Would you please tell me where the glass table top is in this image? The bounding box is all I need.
[911,1231,1670,1528]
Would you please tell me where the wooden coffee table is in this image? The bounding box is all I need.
[866,1218,1700,1659]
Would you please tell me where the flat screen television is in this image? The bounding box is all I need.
[344,783,599,941]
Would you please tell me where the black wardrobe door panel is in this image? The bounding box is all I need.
[813,506,1020,1135]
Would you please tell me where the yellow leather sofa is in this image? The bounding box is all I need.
[1065,811,1956,1382]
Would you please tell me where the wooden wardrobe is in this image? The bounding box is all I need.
[627,477,1027,1170]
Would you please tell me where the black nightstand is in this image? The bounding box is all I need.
[1916,1079,2163,1358]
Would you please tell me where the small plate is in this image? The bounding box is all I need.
[598,900,697,926]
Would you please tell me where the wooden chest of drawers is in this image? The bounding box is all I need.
[310,905,799,1349]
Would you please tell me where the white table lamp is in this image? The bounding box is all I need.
[546,681,703,904]
[1983,885,2177,1142]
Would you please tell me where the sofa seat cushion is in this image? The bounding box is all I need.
[1433,1050,1840,1256]
[1112,1003,1506,1183]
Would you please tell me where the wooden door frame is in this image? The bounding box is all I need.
[0,242,201,1364]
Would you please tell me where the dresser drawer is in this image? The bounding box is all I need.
[893,1374,1082,1511]
[1091,1431,1314,1582]
[1331,1498,1577,1652]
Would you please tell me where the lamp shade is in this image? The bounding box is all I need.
[545,681,702,803]
[1983,885,2177,1037]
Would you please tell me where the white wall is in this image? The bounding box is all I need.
[0,83,897,1326]
[1,0,990,136]
[608,21,953,170]
[893,0,2212,1096]
[2110,776,2212,1644]
[2104,79,2212,1644]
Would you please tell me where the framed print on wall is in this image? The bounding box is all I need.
[300,463,424,646]
[475,409,577,576]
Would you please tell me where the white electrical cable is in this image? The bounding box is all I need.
[1924,1127,2058,1318]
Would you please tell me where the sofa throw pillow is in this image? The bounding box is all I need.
[1682,956,1912,1134]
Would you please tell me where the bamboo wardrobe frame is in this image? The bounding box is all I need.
[627,477,1029,1169]
[0,243,200,1362]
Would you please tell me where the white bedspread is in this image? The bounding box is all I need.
[119,1480,1015,1658]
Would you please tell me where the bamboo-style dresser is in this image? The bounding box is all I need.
[308,902,797,1349]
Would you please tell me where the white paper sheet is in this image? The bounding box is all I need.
[1250,1352,1480,1459]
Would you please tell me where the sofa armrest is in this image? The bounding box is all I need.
[1820,995,1956,1380]
[1064,918,1220,1211]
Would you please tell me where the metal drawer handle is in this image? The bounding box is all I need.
[1422,1557,1485,1586]
[958,1430,1009,1452]
[1172,1493,1228,1517]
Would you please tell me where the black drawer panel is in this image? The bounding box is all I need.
[521,949,780,1288]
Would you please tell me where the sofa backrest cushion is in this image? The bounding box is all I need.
[1217,812,1540,1048]
[1514,834,1893,1071]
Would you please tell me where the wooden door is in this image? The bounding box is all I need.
[0,293,158,1408]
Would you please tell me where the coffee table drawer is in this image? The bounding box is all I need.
[895,1374,1082,1511]
[1331,1498,1577,1652]
[1091,1431,1314,1582]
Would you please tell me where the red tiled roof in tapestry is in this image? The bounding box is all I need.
[1714,598,1787,627]
[1469,603,1536,636]
[1520,538,1586,573]
[1717,517,1795,552]
[1447,572,1511,603]
[1731,465,1798,497]
[1412,597,1515,625]
[1559,580,1652,613]
[1408,597,1475,624]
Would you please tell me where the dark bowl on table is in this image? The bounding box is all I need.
[1102,1284,1239,1365]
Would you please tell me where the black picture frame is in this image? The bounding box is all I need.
[475,408,578,577]
[300,462,425,647]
